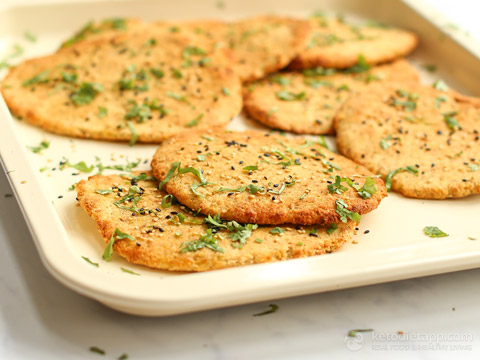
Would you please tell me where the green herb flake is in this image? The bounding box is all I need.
[95,189,113,195]
[326,223,338,235]
[380,134,400,150]
[186,113,203,127]
[268,107,279,116]
[103,229,135,261]
[166,91,189,104]
[344,54,370,74]
[243,165,258,171]
[270,227,285,235]
[82,256,99,267]
[443,111,461,132]
[423,226,448,238]
[433,79,449,91]
[180,228,224,253]
[385,166,418,191]
[347,329,374,337]
[171,68,183,79]
[118,354,129,360]
[271,75,290,86]
[24,31,37,42]
[253,304,279,316]
[22,71,49,87]
[61,71,77,83]
[197,154,206,161]
[255,238,264,243]
[336,200,361,223]
[423,64,437,72]
[150,68,165,79]
[161,194,174,208]
[222,87,230,96]
[71,82,103,105]
[97,106,108,118]
[89,346,106,355]
[158,162,181,189]
[275,90,306,101]
[355,177,377,199]
[68,161,94,173]
[201,135,214,141]
[469,164,479,172]
[28,140,50,153]
[121,267,140,275]
[126,121,138,146]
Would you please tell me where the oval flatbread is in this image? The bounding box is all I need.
[151,130,387,225]
[243,59,419,134]
[290,17,418,69]
[76,172,356,271]
[335,83,480,199]
[2,30,241,144]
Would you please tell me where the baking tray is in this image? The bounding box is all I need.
[1,0,479,316]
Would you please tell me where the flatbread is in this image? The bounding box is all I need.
[76,172,356,271]
[335,83,480,199]
[243,59,419,134]
[290,17,418,69]
[2,30,241,144]
[151,130,387,225]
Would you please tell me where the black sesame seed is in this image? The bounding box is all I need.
[364,230,370,234]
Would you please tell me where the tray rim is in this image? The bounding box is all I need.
[1,0,480,316]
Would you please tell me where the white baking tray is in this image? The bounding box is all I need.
[1,0,479,316]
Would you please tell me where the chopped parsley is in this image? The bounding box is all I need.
[217,184,265,194]
[390,89,418,112]
[150,68,164,78]
[22,71,49,87]
[28,140,50,153]
[61,72,77,83]
[97,106,107,118]
[171,68,183,79]
[344,55,370,74]
[385,166,418,191]
[180,228,224,253]
[71,82,103,105]
[423,226,448,238]
[326,223,338,235]
[347,329,374,337]
[186,113,203,127]
[469,164,479,172]
[253,304,278,316]
[335,200,361,223]
[119,66,149,91]
[380,134,400,150]
[95,189,113,195]
[126,122,138,146]
[81,256,99,267]
[166,91,190,104]
[271,75,290,86]
[270,227,285,235]
[24,31,37,42]
[103,229,135,261]
[433,79,449,91]
[275,90,306,101]
[243,165,258,171]
[120,267,140,275]
[328,176,349,195]
[89,346,106,355]
[268,107,279,116]
[443,111,461,132]
[222,86,230,96]
[354,177,377,199]
[423,64,437,72]
[304,78,333,89]
[161,194,174,208]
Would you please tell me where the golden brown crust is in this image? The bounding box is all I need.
[76,172,355,271]
[151,130,387,225]
[290,18,418,69]
[2,30,242,143]
[243,59,419,134]
[334,83,480,199]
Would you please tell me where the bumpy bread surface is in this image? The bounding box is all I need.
[154,16,311,82]
[334,83,480,199]
[59,18,145,49]
[243,59,419,135]
[151,130,387,225]
[2,30,242,143]
[290,18,418,69]
[76,172,355,271]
